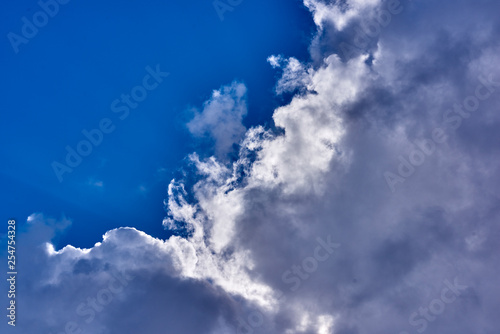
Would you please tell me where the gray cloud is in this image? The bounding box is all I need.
[3,0,500,333]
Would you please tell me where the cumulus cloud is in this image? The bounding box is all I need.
[304,0,381,31]
[2,214,270,334]
[187,81,248,159]
[267,55,313,95]
[3,0,500,333]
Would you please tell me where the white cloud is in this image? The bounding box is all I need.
[87,178,104,188]
[187,81,248,159]
[304,0,381,31]
[269,55,313,95]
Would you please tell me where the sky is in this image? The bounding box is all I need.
[0,0,314,248]
[1,0,500,334]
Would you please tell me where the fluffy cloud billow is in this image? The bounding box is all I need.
[2,0,500,333]
[187,81,248,159]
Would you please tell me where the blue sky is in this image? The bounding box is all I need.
[2,0,500,334]
[0,0,314,248]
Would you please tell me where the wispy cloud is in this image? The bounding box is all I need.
[187,81,248,159]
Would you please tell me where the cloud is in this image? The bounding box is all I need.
[2,215,269,334]
[167,0,500,332]
[4,0,500,333]
[268,55,312,95]
[87,178,104,188]
[187,81,248,159]
[303,0,381,31]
